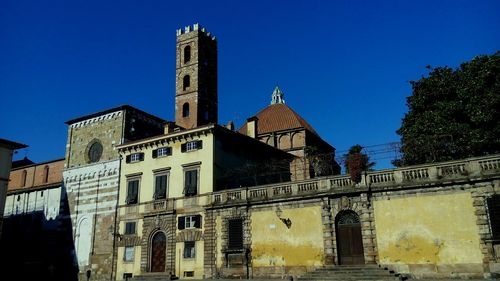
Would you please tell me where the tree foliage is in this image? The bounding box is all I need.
[397,52,500,165]
[344,145,375,183]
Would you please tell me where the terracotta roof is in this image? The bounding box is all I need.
[239,103,319,136]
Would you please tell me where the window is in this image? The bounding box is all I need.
[124,246,135,262]
[228,218,243,250]
[178,215,202,230]
[126,153,144,163]
[184,45,191,64]
[153,147,172,158]
[182,103,190,117]
[183,75,190,91]
[154,174,168,200]
[126,179,139,204]
[487,195,500,239]
[184,271,194,277]
[88,140,103,163]
[184,170,198,196]
[181,140,202,153]
[43,165,49,183]
[183,241,195,258]
[125,222,136,235]
[21,170,27,187]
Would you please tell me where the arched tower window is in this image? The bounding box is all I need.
[183,75,190,91]
[184,45,191,64]
[21,170,27,187]
[43,165,49,183]
[183,103,190,117]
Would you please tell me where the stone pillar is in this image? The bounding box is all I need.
[321,197,335,265]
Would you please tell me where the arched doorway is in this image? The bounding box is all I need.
[150,232,167,272]
[335,210,365,265]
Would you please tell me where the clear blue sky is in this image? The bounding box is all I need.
[1,0,499,169]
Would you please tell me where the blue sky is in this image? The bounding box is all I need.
[1,0,499,169]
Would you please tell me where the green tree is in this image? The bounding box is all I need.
[397,52,500,165]
[344,145,375,183]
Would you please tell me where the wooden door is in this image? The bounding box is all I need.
[151,232,166,272]
[336,211,365,265]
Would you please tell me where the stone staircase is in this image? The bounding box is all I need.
[298,265,404,281]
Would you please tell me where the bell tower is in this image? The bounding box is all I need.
[175,23,218,129]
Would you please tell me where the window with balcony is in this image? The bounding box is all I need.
[126,179,139,204]
[184,169,198,196]
[154,173,168,200]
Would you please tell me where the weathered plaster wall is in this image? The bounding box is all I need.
[251,206,324,268]
[374,192,483,278]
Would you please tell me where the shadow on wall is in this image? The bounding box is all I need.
[0,185,78,281]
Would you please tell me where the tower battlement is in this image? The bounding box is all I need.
[176,23,216,41]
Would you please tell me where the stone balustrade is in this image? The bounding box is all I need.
[210,154,500,205]
[129,154,500,215]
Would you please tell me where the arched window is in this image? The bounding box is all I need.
[43,165,49,183]
[182,103,190,117]
[183,75,190,91]
[21,170,27,187]
[184,45,191,64]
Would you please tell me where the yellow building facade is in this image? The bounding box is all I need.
[115,124,293,280]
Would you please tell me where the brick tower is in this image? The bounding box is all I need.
[175,23,218,129]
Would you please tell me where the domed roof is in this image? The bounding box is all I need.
[239,103,319,136]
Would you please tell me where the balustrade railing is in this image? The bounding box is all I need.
[479,158,500,172]
[402,168,430,181]
[368,171,395,184]
[273,185,292,195]
[298,181,318,193]
[330,177,352,188]
[144,199,174,213]
[248,188,267,199]
[134,154,500,210]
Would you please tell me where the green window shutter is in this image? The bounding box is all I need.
[194,215,202,228]
[178,216,185,230]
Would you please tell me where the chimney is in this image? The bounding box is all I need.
[226,120,234,131]
[246,117,258,138]
[164,121,176,134]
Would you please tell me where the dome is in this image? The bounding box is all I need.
[239,103,319,136]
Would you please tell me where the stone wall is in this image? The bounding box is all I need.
[64,160,120,281]
[65,110,124,169]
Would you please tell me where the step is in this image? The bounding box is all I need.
[298,265,400,281]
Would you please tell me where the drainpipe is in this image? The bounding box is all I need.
[110,156,122,281]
